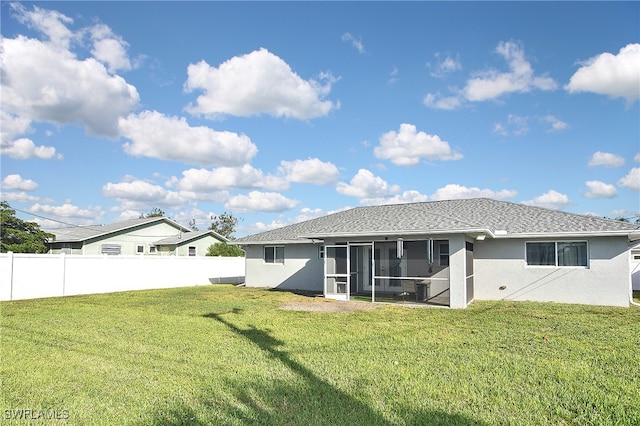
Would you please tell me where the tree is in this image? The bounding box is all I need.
[139,207,165,218]
[206,241,245,257]
[188,218,199,231]
[0,201,54,253]
[209,212,242,239]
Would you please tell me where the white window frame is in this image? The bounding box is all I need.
[525,241,589,268]
[264,246,285,264]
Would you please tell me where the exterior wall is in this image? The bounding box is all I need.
[174,235,223,256]
[632,248,640,291]
[244,244,324,292]
[474,236,630,307]
[0,253,245,301]
[82,222,186,255]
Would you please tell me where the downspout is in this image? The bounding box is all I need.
[630,260,640,307]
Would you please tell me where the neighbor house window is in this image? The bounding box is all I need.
[137,245,144,254]
[149,246,157,254]
[188,246,196,256]
[526,241,588,267]
[101,244,121,255]
[264,246,284,264]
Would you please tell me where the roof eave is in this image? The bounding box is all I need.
[495,230,640,239]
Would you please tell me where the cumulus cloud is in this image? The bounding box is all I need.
[29,202,103,221]
[635,153,640,163]
[588,151,625,168]
[363,190,429,206]
[1,138,62,160]
[618,168,640,191]
[493,115,529,136]
[565,43,640,105]
[430,184,517,201]
[336,169,400,199]
[184,48,339,120]
[89,23,137,73]
[102,179,188,210]
[584,180,617,199]
[172,165,288,192]
[225,191,299,213]
[425,41,557,110]
[278,158,340,185]
[10,3,74,49]
[1,23,139,137]
[543,115,569,132]
[374,123,462,166]
[341,33,366,54]
[119,110,258,167]
[522,190,571,210]
[1,174,38,191]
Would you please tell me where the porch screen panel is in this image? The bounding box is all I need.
[405,241,430,277]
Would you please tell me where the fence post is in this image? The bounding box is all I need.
[9,251,14,301]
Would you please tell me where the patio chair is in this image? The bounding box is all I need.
[401,280,419,302]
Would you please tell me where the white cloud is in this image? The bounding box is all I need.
[341,33,366,54]
[336,169,400,199]
[463,41,557,102]
[430,184,517,201]
[425,41,556,110]
[584,180,617,199]
[429,53,461,78]
[278,158,340,185]
[89,23,136,73]
[588,151,625,168]
[102,179,188,209]
[1,32,139,138]
[565,43,640,105]
[635,153,640,163]
[10,3,74,49]
[493,115,529,136]
[0,192,41,203]
[522,190,571,210]
[1,174,38,191]
[618,168,640,191]
[362,190,429,206]
[1,138,62,160]
[119,110,258,167]
[184,48,339,120]
[29,202,103,221]
[172,165,288,192]
[374,123,462,166]
[544,115,569,132]
[422,93,463,110]
[225,191,299,213]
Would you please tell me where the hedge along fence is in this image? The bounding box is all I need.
[0,253,245,301]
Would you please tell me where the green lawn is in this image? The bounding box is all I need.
[2,285,639,425]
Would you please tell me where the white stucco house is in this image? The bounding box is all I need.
[233,198,640,308]
[46,216,227,256]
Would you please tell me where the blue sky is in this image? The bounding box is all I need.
[1,1,639,237]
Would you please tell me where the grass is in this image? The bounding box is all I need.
[1,285,639,425]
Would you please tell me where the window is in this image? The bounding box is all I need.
[319,246,325,259]
[188,246,196,256]
[101,244,121,255]
[439,242,449,267]
[137,245,144,254]
[264,246,284,264]
[526,241,588,267]
[149,246,156,254]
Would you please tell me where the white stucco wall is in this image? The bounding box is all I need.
[244,244,324,291]
[474,236,631,307]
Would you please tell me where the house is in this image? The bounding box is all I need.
[46,216,227,256]
[233,198,640,308]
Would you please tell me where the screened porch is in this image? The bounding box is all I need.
[324,239,453,307]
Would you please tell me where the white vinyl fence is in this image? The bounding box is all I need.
[0,253,245,301]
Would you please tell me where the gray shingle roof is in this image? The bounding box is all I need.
[154,230,227,245]
[234,198,640,244]
[46,217,190,243]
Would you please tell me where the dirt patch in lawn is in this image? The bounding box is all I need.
[280,299,382,312]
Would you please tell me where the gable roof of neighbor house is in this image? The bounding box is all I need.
[47,217,192,243]
[234,198,640,244]
[154,230,228,246]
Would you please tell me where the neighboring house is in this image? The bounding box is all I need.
[46,217,227,256]
[233,198,640,308]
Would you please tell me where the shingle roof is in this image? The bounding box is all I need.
[154,230,227,245]
[234,198,640,244]
[46,217,190,243]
